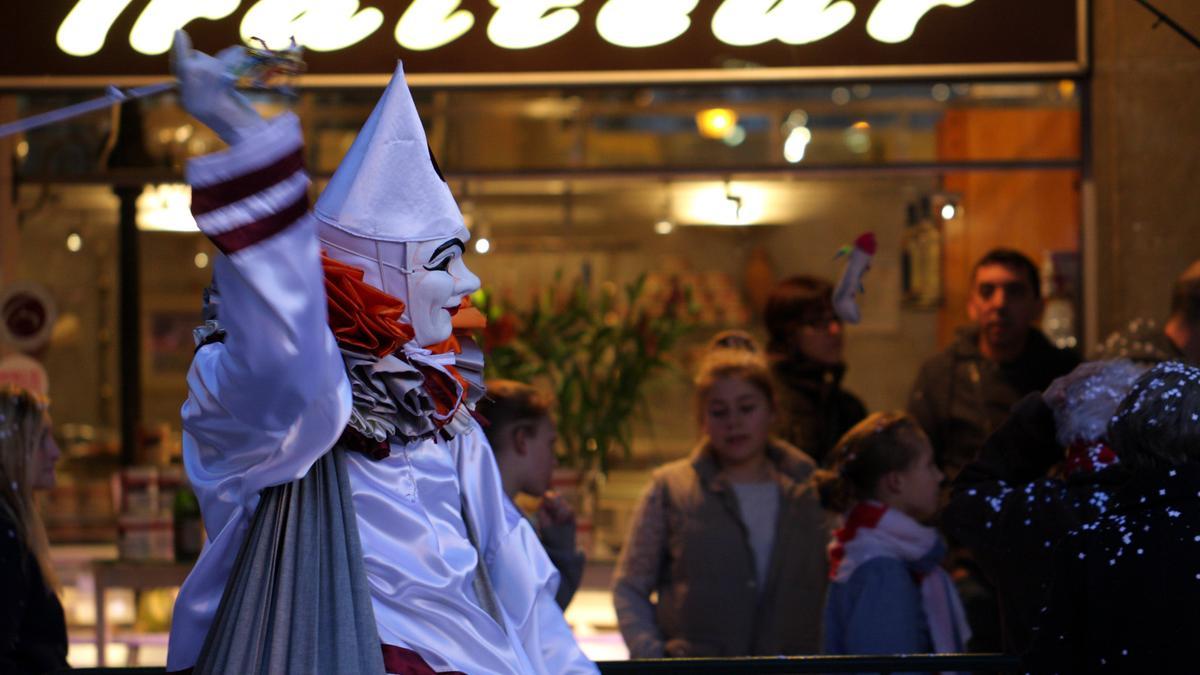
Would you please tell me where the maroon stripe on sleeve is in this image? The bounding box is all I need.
[208,195,309,255]
[191,148,305,216]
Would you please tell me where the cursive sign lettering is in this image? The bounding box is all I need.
[57,0,135,56]
[54,0,982,58]
[867,0,976,44]
[130,0,239,55]
[712,0,856,47]
[596,0,699,48]
[240,0,383,52]
[396,0,475,52]
[487,0,583,50]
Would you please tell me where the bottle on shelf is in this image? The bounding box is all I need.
[902,198,943,307]
[1040,250,1079,350]
[172,481,204,563]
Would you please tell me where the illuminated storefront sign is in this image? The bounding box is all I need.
[1,0,1085,86]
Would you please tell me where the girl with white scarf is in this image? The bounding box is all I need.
[818,412,971,666]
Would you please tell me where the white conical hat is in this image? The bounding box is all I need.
[314,62,467,245]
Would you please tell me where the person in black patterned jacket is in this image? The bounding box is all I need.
[1026,361,1200,672]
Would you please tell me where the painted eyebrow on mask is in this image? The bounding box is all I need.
[428,238,466,261]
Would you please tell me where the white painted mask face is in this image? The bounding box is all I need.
[404,237,481,348]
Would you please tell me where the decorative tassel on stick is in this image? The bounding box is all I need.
[0,37,304,141]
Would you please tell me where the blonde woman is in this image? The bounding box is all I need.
[613,346,830,657]
[0,385,66,673]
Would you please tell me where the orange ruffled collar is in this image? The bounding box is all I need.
[320,253,485,427]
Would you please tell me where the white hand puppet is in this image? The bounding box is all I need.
[832,232,877,325]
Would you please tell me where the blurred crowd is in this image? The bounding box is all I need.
[605,249,1200,672]
[4,249,1200,673]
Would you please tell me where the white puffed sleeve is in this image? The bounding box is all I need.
[167,113,352,672]
[455,426,599,675]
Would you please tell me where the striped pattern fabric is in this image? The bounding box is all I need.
[187,114,310,255]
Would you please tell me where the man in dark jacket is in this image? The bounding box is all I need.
[909,249,1079,653]
[908,249,1080,479]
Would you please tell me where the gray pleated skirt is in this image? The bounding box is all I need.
[192,448,385,674]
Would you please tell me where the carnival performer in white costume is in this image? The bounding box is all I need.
[164,32,597,675]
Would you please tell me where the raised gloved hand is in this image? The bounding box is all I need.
[171,30,266,146]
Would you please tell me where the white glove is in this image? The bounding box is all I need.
[171,30,266,146]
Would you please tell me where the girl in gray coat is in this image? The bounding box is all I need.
[612,345,831,657]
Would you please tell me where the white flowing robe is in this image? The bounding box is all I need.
[165,113,596,675]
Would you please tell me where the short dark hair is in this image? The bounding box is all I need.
[1108,361,1200,471]
[1169,276,1200,324]
[972,248,1041,299]
[763,275,834,355]
[478,380,553,453]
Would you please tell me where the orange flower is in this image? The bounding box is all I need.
[483,314,518,350]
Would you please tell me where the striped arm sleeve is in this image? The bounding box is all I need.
[187,113,309,255]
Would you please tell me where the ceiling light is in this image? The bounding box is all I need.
[696,108,738,140]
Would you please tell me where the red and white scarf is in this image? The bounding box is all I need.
[828,502,972,657]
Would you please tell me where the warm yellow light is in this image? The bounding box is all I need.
[867,0,976,44]
[66,233,83,252]
[241,0,383,53]
[130,0,239,56]
[56,0,134,57]
[395,0,475,51]
[194,252,210,269]
[16,141,29,160]
[136,184,199,233]
[941,203,958,220]
[654,220,674,235]
[696,108,738,140]
[1057,79,1077,99]
[852,121,870,130]
[597,0,699,48]
[683,183,766,226]
[487,0,584,50]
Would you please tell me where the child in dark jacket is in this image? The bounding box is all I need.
[819,412,970,658]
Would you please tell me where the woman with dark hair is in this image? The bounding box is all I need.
[764,275,867,465]
[0,385,67,674]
